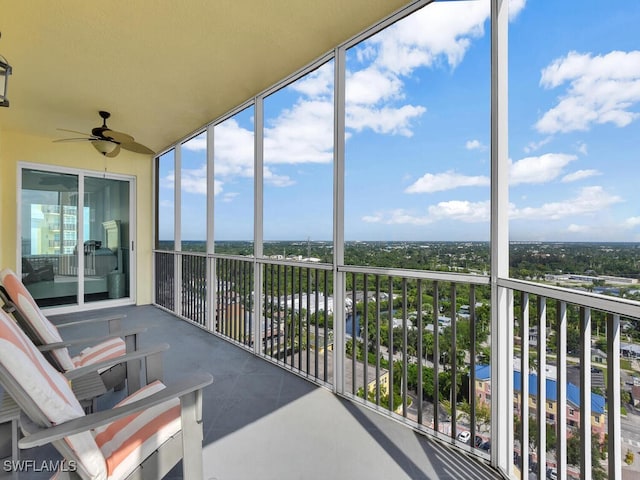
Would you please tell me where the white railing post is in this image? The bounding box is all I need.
[206,124,216,332]
[333,45,346,394]
[174,144,182,317]
[490,0,510,475]
[254,95,264,355]
[607,314,621,480]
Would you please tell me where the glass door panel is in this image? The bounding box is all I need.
[21,169,79,307]
[83,176,130,303]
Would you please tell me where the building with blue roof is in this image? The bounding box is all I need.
[474,365,607,441]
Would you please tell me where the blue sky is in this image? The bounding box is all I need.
[159,0,640,243]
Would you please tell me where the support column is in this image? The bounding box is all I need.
[490,0,511,474]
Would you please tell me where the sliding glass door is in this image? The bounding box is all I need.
[20,167,134,309]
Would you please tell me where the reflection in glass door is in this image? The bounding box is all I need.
[20,168,133,308]
[21,170,80,307]
[83,176,130,304]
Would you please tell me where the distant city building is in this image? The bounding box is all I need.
[475,365,606,441]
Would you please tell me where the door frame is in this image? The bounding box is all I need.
[17,162,137,314]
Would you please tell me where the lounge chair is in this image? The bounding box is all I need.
[0,268,157,397]
[0,307,212,479]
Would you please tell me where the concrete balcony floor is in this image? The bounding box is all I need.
[7,305,504,480]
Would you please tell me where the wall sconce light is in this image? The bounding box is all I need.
[0,33,12,107]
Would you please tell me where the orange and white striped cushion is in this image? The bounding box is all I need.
[0,268,75,372]
[0,309,107,479]
[94,380,181,480]
[73,337,127,372]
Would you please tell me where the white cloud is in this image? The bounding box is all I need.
[567,224,589,233]
[405,171,489,193]
[347,104,426,137]
[561,169,601,183]
[181,165,208,195]
[404,151,577,195]
[624,217,640,228]
[509,0,527,21]
[344,0,515,138]
[264,98,334,164]
[465,139,487,151]
[263,169,294,187]
[536,50,640,134]
[222,192,239,203]
[360,200,491,225]
[428,200,491,223]
[511,186,622,220]
[214,119,255,178]
[291,64,334,98]
[363,184,621,226]
[523,136,552,153]
[182,133,207,152]
[509,153,577,185]
[576,142,588,155]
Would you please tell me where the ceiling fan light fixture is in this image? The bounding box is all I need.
[92,139,118,156]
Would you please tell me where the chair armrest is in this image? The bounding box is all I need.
[63,343,170,380]
[37,327,147,351]
[56,313,126,332]
[19,373,213,448]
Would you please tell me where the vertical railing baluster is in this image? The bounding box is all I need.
[433,281,440,434]
[284,265,289,366]
[519,291,529,477]
[291,265,296,367]
[417,279,423,426]
[402,278,408,417]
[579,306,591,480]
[375,275,381,407]
[450,282,457,439]
[298,266,303,370]
[470,285,478,451]
[352,272,357,395]
[244,259,249,345]
[556,300,567,478]
[363,274,369,403]
[270,263,275,356]
[276,264,281,360]
[314,269,319,379]
[537,296,547,474]
[306,267,311,376]
[607,313,621,480]
[388,276,394,413]
[324,269,329,382]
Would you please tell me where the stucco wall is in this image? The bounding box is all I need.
[0,130,153,305]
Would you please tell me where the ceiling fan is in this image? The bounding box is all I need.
[54,111,154,157]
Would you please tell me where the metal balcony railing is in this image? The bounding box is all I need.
[499,278,638,480]
[153,250,637,480]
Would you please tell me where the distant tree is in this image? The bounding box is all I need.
[566,432,607,480]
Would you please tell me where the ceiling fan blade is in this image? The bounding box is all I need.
[101,129,134,144]
[53,137,94,143]
[57,128,93,137]
[120,141,155,155]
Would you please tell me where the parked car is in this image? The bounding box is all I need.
[474,435,484,447]
[547,468,557,480]
[478,440,491,453]
[456,431,471,444]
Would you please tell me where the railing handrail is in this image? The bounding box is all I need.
[498,276,640,318]
[256,257,333,270]
[338,264,491,285]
